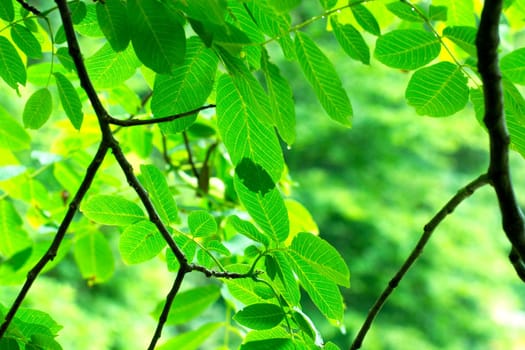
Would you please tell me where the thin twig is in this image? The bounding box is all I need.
[107,104,216,126]
[350,174,489,349]
[0,143,109,337]
[476,0,525,276]
[15,0,42,16]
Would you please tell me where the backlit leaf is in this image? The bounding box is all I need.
[375,30,440,70]
[330,18,370,65]
[54,72,83,130]
[443,26,477,56]
[80,194,146,225]
[0,0,14,22]
[0,200,31,258]
[241,338,294,350]
[234,303,284,330]
[11,24,42,59]
[295,32,352,126]
[85,43,141,88]
[229,215,270,247]
[0,37,26,90]
[501,48,525,85]
[432,0,475,26]
[96,0,130,51]
[271,250,300,306]
[188,211,217,237]
[386,1,424,22]
[128,0,185,74]
[0,107,30,150]
[23,88,52,130]
[157,322,222,350]
[406,62,469,117]
[73,232,115,284]
[138,164,178,225]
[351,3,380,36]
[120,220,166,264]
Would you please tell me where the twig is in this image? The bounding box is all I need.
[0,143,109,337]
[107,104,215,126]
[15,0,42,16]
[476,0,525,277]
[350,174,489,350]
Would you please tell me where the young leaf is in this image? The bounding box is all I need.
[406,62,469,117]
[80,194,146,226]
[73,231,115,284]
[260,50,296,145]
[157,322,222,350]
[330,18,370,65]
[0,107,30,150]
[96,0,130,51]
[152,285,221,325]
[85,43,141,88]
[151,36,218,134]
[295,32,352,126]
[286,249,344,323]
[0,36,26,90]
[234,174,289,243]
[11,24,42,59]
[375,30,441,70]
[0,0,14,22]
[216,73,284,181]
[128,0,185,74]
[119,220,166,264]
[0,200,31,258]
[290,233,350,287]
[351,4,381,36]
[188,211,217,237]
[501,48,525,85]
[54,72,83,130]
[23,88,52,130]
[138,164,179,225]
[233,303,285,330]
[229,215,270,247]
[443,26,477,56]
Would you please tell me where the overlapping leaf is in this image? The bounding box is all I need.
[96,0,130,51]
[138,164,178,225]
[119,220,166,264]
[233,303,285,330]
[406,62,469,117]
[443,26,477,56]
[85,43,141,88]
[375,29,440,70]
[229,215,270,247]
[295,32,352,126]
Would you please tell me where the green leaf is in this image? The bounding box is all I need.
[501,48,525,85]
[429,5,448,21]
[375,29,441,70]
[128,0,185,74]
[16,307,63,335]
[0,0,14,22]
[11,24,42,59]
[73,231,115,284]
[70,1,87,24]
[319,0,337,10]
[166,234,197,271]
[271,250,300,306]
[96,0,130,51]
[351,3,380,36]
[330,18,370,65]
[260,50,296,145]
[386,1,424,22]
[291,233,350,287]
[234,174,289,243]
[80,194,146,225]
[268,0,300,12]
[23,88,52,129]
[85,42,141,88]
[0,107,30,150]
[286,199,319,239]
[432,0,474,26]
[138,164,179,225]
[54,72,83,130]
[188,211,217,237]
[0,200,31,258]
[74,4,104,37]
[241,338,294,350]
[151,36,218,134]
[0,338,19,349]
[119,220,166,264]
[216,73,284,181]
[56,47,75,72]
[234,303,284,330]
[229,215,270,247]
[286,249,344,323]
[295,32,352,126]
[227,2,264,69]
[443,26,477,56]
[406,62,469,117]
[157,322,222,350]
[224,264,268,304]
[0,36,26,90]
[175,0,226,24]
[501,79,525,157]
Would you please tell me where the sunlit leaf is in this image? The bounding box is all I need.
[234,303,285,330]
[11,24,42,59]
[119,220,166,264]
[443,26,477,56]
[295,32,352,126]
[0,37,26,90]
[0,200,31,258]
[85,43,141,88]
[188,211,217,237]
[351,3,380,36]
[23,88,52,130]
[157,322,222,350]
[229,215,270,247]
[0,107,30,150]
[406,62,469,117]
[138,164,178,225]
[241,338,294,350]
[501,48,525,85]
[54,72,83,130]
[96,0,130,51]
[330,18,370,65]
[375,29,440,70]
[386,1,424,22]
[432,0,475,26]
[80,194,146,226]
[74,231,115,284]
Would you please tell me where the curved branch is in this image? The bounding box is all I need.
[350,174,489,350]
[107,104,216,126]
[476,0,525,275]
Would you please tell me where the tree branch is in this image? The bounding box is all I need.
[350,174,489,350]
[476,0,525,278]
[0,143,109,338]
[15,0,42,16]
[107,104,215,126]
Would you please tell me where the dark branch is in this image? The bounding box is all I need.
[476,0,525,276]
[189,263,255,279]
[0,143,108,338]
[350,174,489,350]
[107,104,216,126]
[15,0,42,16]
